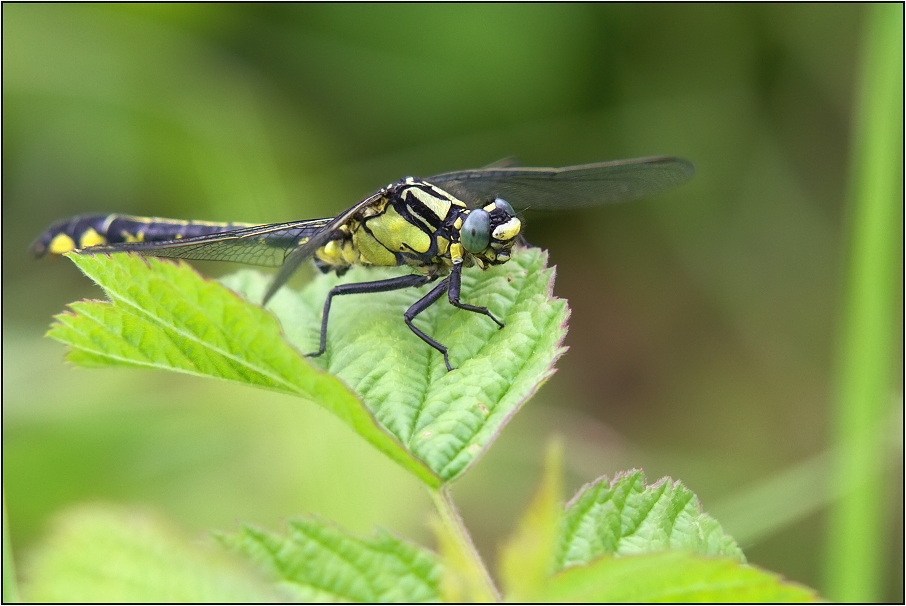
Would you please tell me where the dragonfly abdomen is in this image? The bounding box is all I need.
[31,213,256,258]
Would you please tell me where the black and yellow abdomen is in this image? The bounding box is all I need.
[31,213,255,258]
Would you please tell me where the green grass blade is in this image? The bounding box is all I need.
[222,517,442,602]
[825,4,903,602]
[555,470,743,570]
[710,403,902,546]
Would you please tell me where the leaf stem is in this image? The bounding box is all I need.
[430,487,501,602]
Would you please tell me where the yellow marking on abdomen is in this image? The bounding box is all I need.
[48,233,76,255]
[79,227,107,248]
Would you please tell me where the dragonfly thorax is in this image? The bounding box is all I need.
[316,178,523,275]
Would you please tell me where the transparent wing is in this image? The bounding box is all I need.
[426,156,694,210]
[80,218,335,268]
[262,191,384,303]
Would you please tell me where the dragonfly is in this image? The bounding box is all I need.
[32,156,694,371]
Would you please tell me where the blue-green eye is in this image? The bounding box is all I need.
[462,209,490,252]
[495,198,515,216]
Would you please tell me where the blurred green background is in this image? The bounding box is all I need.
[3,4,901,601]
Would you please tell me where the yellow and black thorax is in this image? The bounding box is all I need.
[313,177,522,276]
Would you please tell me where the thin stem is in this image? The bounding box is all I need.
[430,487,501,602]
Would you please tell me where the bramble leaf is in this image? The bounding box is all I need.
[21,506,279,603]
[556,469,744,569]
[496,468,818,602]
[221,517,442,603]
[51,247,568,484]
[541,551,820,602]
[235,246,568,483]
[50,252,439,487]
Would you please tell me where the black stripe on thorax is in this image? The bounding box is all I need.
[396,187,454,231]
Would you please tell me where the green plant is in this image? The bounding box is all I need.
[824,4,903,602]
[15,247,819,602]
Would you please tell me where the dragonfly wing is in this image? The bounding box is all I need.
[77,219,334,267]
[427,156,694,210]
[479,157,520,169]
[262,191,385,303]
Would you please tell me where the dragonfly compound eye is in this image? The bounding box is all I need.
[494,198,515,216]
[461,209,491,253]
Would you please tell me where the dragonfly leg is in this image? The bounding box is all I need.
[403,277,455,371]
[308,274,434,359]
[447,263,504,328]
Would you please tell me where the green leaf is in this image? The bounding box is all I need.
[221,516,442,603]
[541,551,820,602]
[52,246,568,484]
[21,505,279,603]
[504,467,821,603]
[50,252,440,488]
[556,470,744,570]
[499,437,563,601]
[230,246,568,483]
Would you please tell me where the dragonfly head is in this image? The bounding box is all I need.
[461,198,521,268]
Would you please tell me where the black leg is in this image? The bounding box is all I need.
[447,263,504,328]
[309,273,433,358]
[403,277,454,371]
[309,265,504,372]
